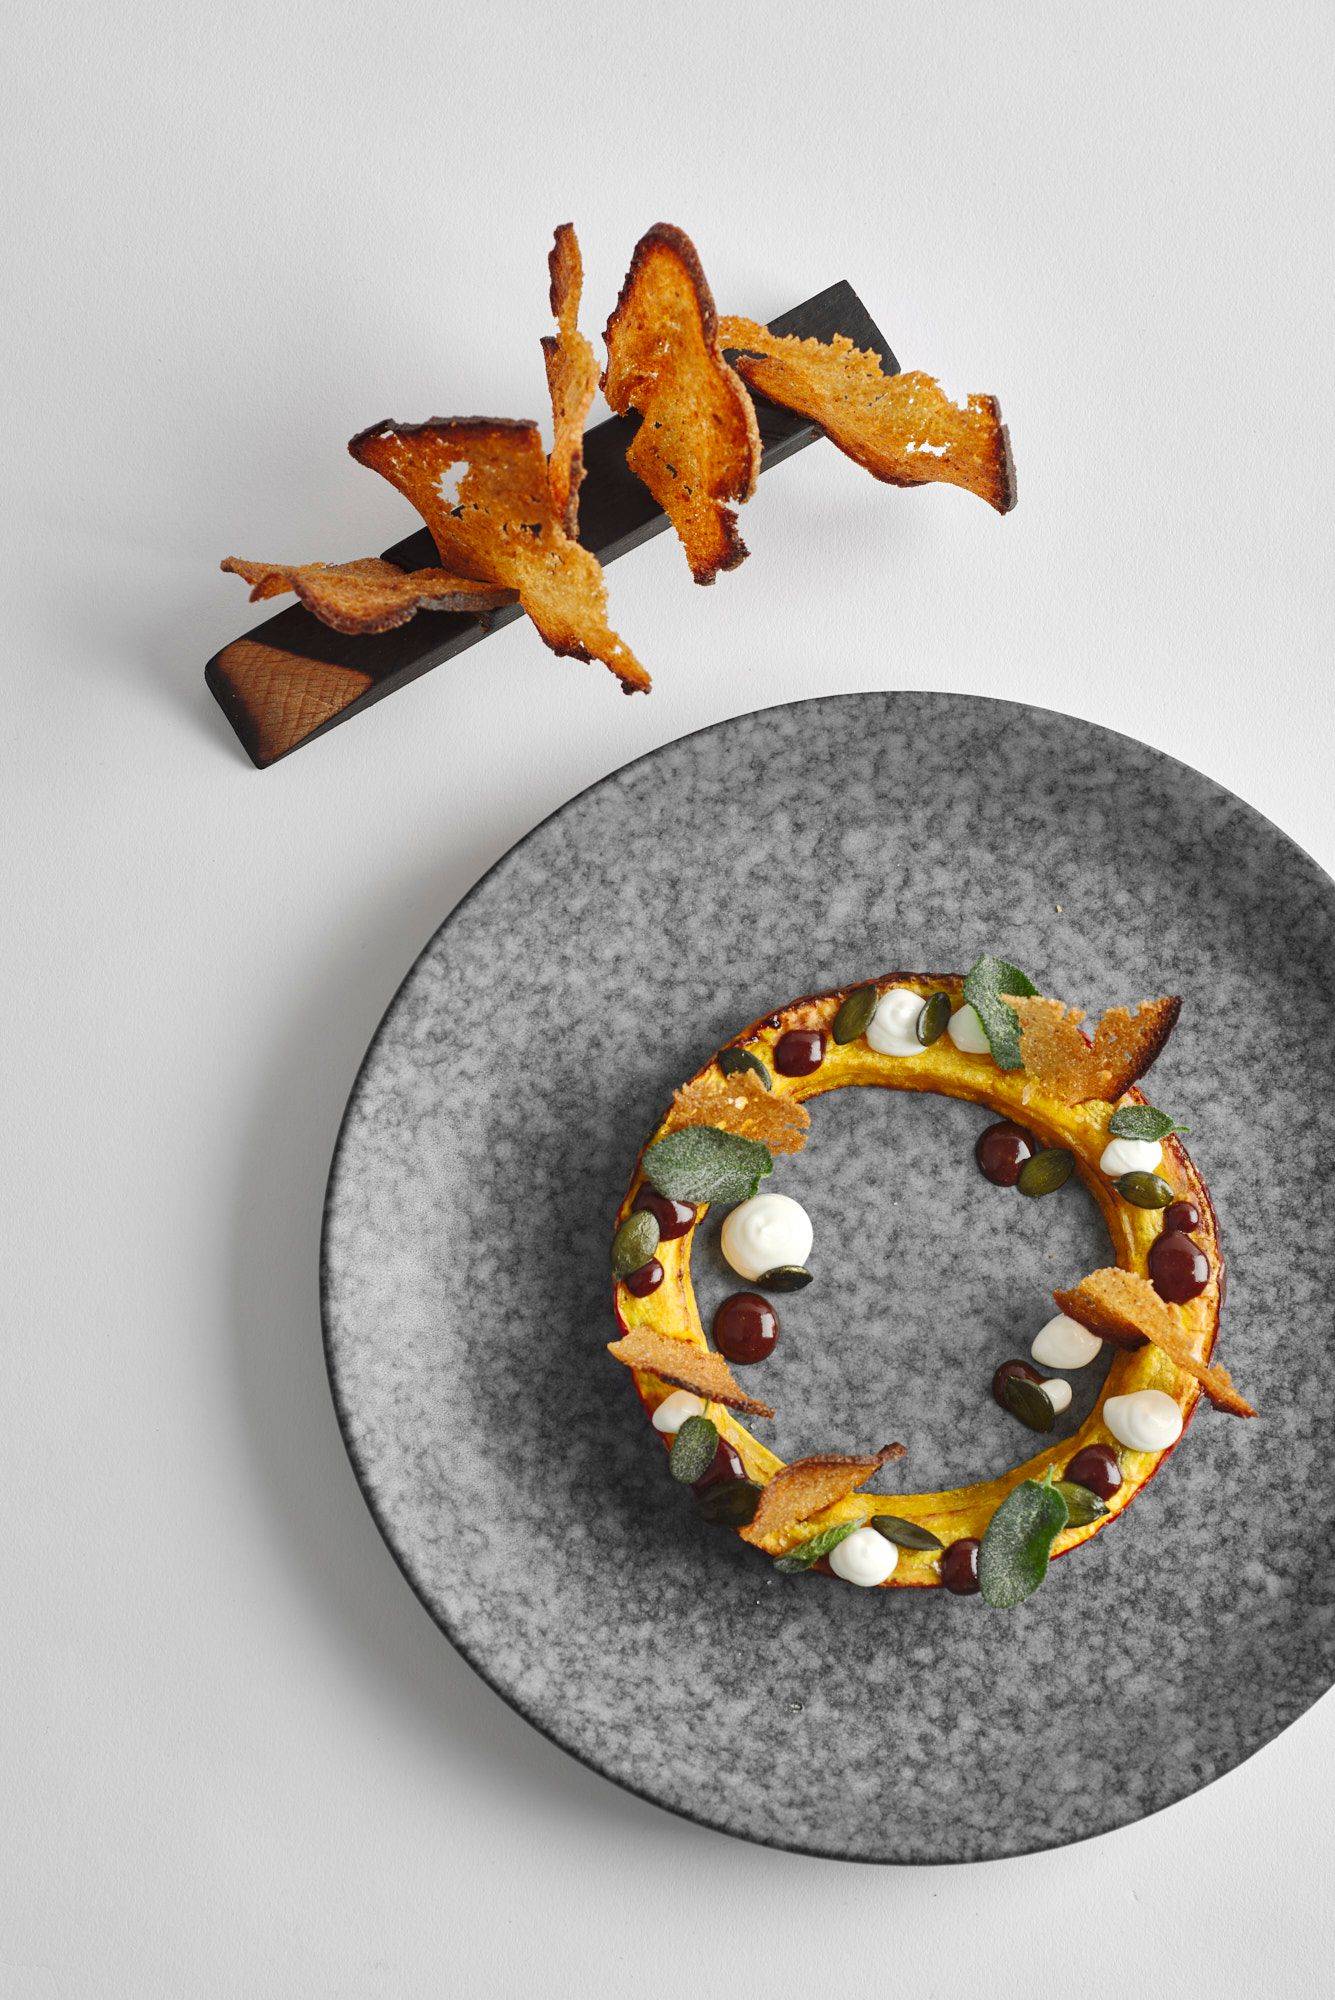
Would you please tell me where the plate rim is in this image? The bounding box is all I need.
[319,687,1335,1864]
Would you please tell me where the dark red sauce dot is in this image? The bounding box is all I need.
[1064,1444,1123,1501]
[1147,1230,1210,1304]
[622,1258,664,1298]
[773,1028,826,1077]
[712,1291,780,1365]
[991,1358,1043,1408]
[1162,1199,1201,1236]
[632,1186,696,1240]
[691,1436,746,1493]
[975,1120,1034,1187]
[941,1539,981,1595]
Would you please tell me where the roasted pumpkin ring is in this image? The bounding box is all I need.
[611,975,1226,1589]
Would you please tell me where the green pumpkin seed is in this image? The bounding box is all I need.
[832,985,879,1045]
[758,1265,813,1292]
[718,1046,771,1090]
[1115,1170,1175,1209]
[870,1515,944,1552]
[669,1414,718,1484]
[1053,1480,1109,1528]
[611,1208,660,1277]
[916,991,951,1045]
[694,1478,763,1526]
[1002,1374,1057,1432]
[1016,1147,1074,1198]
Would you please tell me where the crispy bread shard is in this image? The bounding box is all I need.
[1054,1268,1255,1416]
[1011,993,1181,1103]
[220,556,515,636]
[603,225,761,584]
[607,1327,774,1418]
[718,317,1016,515]
[1093,998,1182,1098]
[541,224,599,534]
[348,418,649,692]
[661,1069,810,1154]
[740,1445,907,1546]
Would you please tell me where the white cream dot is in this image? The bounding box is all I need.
[829,1526,899,1587]
[866,987,929,1057]
[947,1004,991,1054]
[720,1192,813,1282]
[651,1390,705,1435]
[1032,1312,1103,1370]
[1099,1135,1163,1178]
[1103,1389,1183,1452]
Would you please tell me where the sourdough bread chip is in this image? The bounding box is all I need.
[719,317,1016,515]
[1092,997,1182,1098]
[220,555,514,635]
[541,223,599,534]
[1013,992,1182,1102]
[349,417,649,691]
[662,1069,810,1153]
[740,1445,907,1547]
[607,1326,774,1417]
[1054,1268,1255,1415]
[603,225,761,584]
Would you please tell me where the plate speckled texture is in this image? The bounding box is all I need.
[322,692,1335,1862]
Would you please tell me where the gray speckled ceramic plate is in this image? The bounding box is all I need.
[321,692,1335,1863]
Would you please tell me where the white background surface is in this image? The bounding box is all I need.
[6,3,1334,1992]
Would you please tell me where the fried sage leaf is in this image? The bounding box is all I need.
[832,985,878,1045]
[1053,1480,1109,1529]
[694,1478,763,1526]
[1107,1103,1190,1142]
[773,1520,859,1574]
[1001,1374,1057,1433]
[962,955,1038,1070]
[978,1473,1070,1608]
[611,1209,660,1277]
[669,1414,719,1484]
[717,1046,771,1090]
[642,1125,773,1207]
[870,1515,944,1552]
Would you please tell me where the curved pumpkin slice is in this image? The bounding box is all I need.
[603,225,761,584]
[718,317,1016,515]
[220,555,515,636]
[607,1325,774,1418]
[349,418,649,692]
[1054,1268,1256,1415]
[740,1445,907,1550]
[541,223,599,535]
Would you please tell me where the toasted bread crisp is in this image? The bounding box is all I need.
[718,318,1016,515]
[1012,992,1181,1103]
[349,418,649,692]
[1055,1268,1255,1416]
[220,556,515,636]
[1092,997,1182,1099]
[541,224,599,534]
[607,1327,774,1418]
[1010,993,1107,1104]
[662,1069,810,1154]
[740,1445,907,1546]
[603,225,761,584]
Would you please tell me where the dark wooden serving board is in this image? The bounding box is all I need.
[206,281,896,768]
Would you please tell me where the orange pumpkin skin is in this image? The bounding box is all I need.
[612,976,1223,1587]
